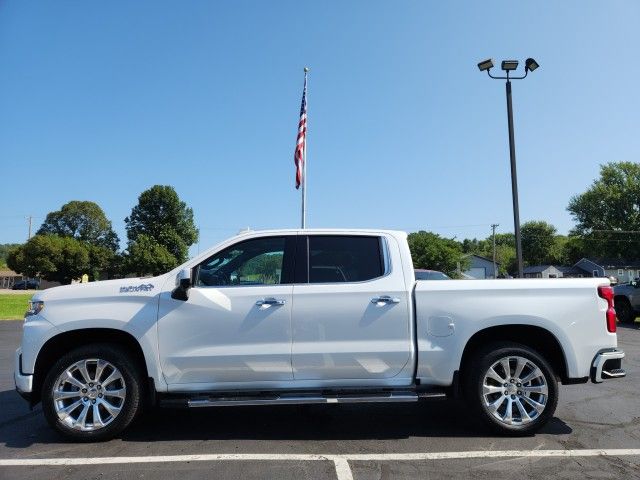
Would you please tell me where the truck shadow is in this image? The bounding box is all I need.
[126,402,572,442]
[0,389,572,449]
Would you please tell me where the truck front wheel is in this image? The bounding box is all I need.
[41,344,143,442]
[464,342,559,435]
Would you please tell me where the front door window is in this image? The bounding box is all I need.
[195,236,288,287]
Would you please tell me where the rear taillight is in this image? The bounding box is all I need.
[598,285,617,333]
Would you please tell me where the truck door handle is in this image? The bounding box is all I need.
[256,298,286,307]
[371,295,400,304]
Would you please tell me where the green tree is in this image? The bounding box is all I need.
[493,242,517,276]
[521,221,557,266]
[568,161,640,259]
[561,235,588,265]
[87,244,121,280]
[35,200,120,280]
[7,235,90,284]
[462,233,517,275]
[124,234,178,276]
[37,200,119,251]
[407,231,469,277]
[239,253,283,283]
[0,243,20,268]
[461,237,484,255]
[125,185,199,268]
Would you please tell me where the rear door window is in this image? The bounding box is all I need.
[308,236,384,283]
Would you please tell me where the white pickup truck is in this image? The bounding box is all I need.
[15,229,626,441]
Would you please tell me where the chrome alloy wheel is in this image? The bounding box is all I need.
[482,355,549,426]
[52,359,126,431]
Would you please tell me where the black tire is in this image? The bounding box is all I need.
[463,342,559,436]
[41,344,143,442]
[615,298,636,324]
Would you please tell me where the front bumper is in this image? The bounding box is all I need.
[591,349,626,383]
[14,348,33,400]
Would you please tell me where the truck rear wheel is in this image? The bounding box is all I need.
[41,344,142,442]
[464,342,558,435]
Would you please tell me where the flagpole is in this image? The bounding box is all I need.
[301,67,309,229]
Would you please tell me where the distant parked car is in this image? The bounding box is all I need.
[614,279,639,323]
[415,269,450,280]
[11,279,39,290]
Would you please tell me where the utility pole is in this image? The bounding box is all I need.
[491,223,499,278]
[27,215,33,240]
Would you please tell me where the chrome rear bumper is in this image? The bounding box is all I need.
[591,349,626,383]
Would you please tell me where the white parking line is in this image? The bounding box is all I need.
[344,449,640,460]
[1,450,639,480]
[331,457,354,480]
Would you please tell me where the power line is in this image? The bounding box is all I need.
[590,229,640,234]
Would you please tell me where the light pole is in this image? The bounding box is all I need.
[477,57,539,278]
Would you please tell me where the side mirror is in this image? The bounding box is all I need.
[171,268,192,301]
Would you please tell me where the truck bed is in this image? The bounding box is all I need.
[413,278,617,386]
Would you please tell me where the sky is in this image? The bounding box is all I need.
[1,1,639,256]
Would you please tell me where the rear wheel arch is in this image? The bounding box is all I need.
[458,325,569,384]
[32,328,150,406]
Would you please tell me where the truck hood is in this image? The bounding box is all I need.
[31,275,170,303]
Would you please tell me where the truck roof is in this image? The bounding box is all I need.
[184,228,411,270]
[235,228,407,237]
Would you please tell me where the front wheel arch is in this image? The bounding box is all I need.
[32,329,150,407]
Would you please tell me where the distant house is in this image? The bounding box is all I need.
[523,265,564,279]
[523,264,594,278]
[0,268,24,289]
[457,255,640,281]
[575,258,640,282]
[521,258,640,281]
[556,265,591,278]
[0,268,60,290]
[463,254,500,279]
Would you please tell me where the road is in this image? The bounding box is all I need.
[1,320,639,479]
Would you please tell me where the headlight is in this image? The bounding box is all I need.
[25,300,45,318]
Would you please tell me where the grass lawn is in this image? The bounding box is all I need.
[0,293,31,320]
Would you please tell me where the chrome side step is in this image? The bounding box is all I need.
[187,391,419,408]
[602,368,626,379]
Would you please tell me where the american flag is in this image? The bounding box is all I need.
[294,73,307,189]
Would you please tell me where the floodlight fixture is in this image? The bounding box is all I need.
[477,59,494,72]
[501,60,519,71]
[525,57,539,73]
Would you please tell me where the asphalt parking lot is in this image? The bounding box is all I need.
[1,320,639,480]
